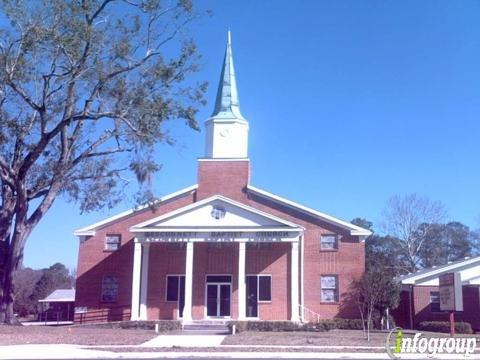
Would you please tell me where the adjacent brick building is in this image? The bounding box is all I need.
[73,32,371,323]
[394,256,480,331]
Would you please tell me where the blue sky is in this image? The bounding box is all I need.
[23,0,480,270]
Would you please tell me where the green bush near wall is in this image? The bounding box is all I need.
[417,321,473,334]
[228,318,365,333]
[75,320,182,331]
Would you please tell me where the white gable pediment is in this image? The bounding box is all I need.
[130,195,302,232]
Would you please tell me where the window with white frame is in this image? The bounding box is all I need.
[101,276,118,303]
[246,275,272,302]
[105,234,121,251]
[321,275,339,302]
[320,235,338,250]
[166,275,185,301]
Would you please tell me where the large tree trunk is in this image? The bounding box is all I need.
[0,182,59,324]
[0,216,31,324]
[0,251,18,325]
[0,226,19,325]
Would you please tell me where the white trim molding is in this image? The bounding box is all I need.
[73,184,198,236]
[397,255,480,285]
[246,185,372,237]
[130,194,305,232]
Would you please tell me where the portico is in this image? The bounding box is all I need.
[129,195,303,322]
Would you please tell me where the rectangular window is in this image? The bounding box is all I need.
[258,276,272,301]
[320,235,338,250]
[246,275,272,303]
[206,275,232,283]
[321,275,339,302]
[105,234,121,251]
[166,275,185,302]
[430,291,441,312]
[101,276,118,303]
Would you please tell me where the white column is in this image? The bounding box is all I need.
[131,241,142,320]
[139,243,150,320]
[183,241,194,322]
[238,242,246,320]
[291,240,300,321]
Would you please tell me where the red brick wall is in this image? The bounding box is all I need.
[75,159,365,322]
[75,192,195,323]
[391,288,413,329]
[197,160,250,201]
[408,285,480,330]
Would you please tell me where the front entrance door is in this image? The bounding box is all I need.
[206,284,231,317]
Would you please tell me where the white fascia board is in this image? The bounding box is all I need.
[38,299,74,303]
[73,231,96,237]
[398,256,480,285]
[73,184,198,236]
[130,194,304,231]
[246,185,372,236]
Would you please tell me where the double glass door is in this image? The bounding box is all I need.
[206,283,231,317]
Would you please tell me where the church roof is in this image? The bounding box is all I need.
[210,31,245,121]
[247,185,372,237]
[73,184,372,237]
[397,255,480,285]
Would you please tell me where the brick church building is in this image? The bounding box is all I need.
[73,33,371,323]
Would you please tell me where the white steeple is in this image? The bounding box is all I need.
[204,31,249,159]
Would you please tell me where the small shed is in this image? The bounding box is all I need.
[38,289,75,322]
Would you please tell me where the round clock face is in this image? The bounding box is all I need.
[219,129,230,137]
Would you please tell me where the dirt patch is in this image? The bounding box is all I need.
[0,325,156,345]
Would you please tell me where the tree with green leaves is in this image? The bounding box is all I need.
[351,269,401,341]
[0,0,207,324]
[417,221,479,268]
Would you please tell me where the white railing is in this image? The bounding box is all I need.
[298,304,322,323]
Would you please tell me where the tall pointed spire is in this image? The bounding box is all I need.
[204,31,249,159]
[211,31,245,120]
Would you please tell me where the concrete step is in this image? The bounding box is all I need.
[181,320,231,335]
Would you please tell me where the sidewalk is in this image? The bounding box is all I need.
[140,334,226,347]
[1,334,480,359]
[1,344,479,360]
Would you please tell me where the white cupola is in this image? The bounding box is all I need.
[204,31,249,159]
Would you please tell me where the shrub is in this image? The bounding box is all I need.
[332,318,365,330]
[75,320,181,331]
[228,318,364,333]
[417,321,473,334]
